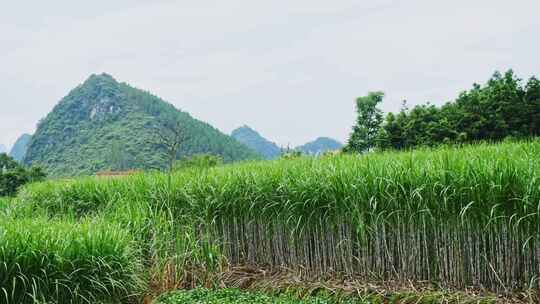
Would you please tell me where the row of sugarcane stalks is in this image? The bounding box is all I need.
[174,214,540,294]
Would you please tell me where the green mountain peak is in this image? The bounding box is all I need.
[296,137,343,155]
[24,74,259,176]
[231,125,282,159]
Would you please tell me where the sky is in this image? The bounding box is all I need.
[1,0,540,149]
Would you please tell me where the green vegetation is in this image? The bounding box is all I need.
[174,153,223,170]
[5,66,540,300]
[345,91,384,153]
[21,140,540,228]
[155,289,497,304]
[346,70,540,152]
[0,218,143,304]
[0,153,45,197]
[2,66,539,303]
[155,289,365,304]
[231,125,282,159]
[6,140,539,299]
[8,134,31,162]
[0,197,9,215]
[24,73,259,176]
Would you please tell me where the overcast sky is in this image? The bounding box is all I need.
[1,0,539,149]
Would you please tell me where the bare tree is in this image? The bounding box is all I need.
[155,119,185,178]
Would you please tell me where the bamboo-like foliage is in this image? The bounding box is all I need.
[10,140,540,294]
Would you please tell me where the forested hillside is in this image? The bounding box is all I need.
[9,134,31,162]
[24,74,259,176]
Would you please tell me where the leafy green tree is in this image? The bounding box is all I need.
[455,71,520,140]
[0,153,46,197]
[524,76,540,135]
[345,92,384,153]
[375,70,540,151]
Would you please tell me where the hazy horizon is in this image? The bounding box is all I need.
[2,0,540,149]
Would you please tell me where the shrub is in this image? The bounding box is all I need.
[174,154,223,171]
[0,153,46,197]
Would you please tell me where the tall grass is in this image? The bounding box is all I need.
[0,218,144,304]
[18,141,540,222]
[9,140,540,293]
[0,198,9,216]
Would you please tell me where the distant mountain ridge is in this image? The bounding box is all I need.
[296,137,343,155]
[24,73,259,176]
[231,126,282,159]
[9,134,32,162]
[232,125,343,158]
[0,144,6,154]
